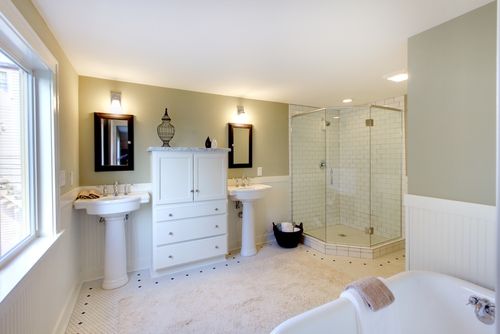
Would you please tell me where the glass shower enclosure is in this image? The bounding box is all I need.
[291,105,403,247]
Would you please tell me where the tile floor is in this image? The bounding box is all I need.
[66,242,405,334]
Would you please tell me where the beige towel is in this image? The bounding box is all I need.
[76,190,101,200]
[345,276,394,311]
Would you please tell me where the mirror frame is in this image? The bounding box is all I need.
[94,112,134,172]
[228,123,252,168]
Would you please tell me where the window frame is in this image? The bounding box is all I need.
[0,1,59,268]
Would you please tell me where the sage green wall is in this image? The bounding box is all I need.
[79,76,289,185]
[13,0,79,194]
[407,2,496,205]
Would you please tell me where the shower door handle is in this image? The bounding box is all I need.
[319,161,326,169]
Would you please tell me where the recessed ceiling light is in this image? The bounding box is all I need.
[386,73,408,82]
[342,98,353,103]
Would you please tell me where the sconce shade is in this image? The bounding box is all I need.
[157,108,175,147]
[237,105,245,115]
[110,91,122,112]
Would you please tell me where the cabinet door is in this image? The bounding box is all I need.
[156,152,193,204]
[194,153,227,201]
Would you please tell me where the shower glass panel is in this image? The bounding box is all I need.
[369,106,402,245]
[291,110,326,241]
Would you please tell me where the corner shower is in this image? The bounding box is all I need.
[291,103,404,255]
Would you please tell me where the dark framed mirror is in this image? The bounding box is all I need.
[228,123,252,168]
[94,112,134,171]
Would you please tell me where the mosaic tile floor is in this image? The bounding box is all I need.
[66,242,405,334]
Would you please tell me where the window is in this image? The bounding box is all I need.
[0,50,35,261]
[0,1,58,267]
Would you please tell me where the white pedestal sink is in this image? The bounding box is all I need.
[74,192,150,289]
[228,184,272,256]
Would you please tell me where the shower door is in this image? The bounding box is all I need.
[291,109,327,241]
[325,107,371,247]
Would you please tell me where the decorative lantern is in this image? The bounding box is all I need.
[157,108,175,147]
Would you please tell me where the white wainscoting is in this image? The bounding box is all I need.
[405,194,496,289]
[79,176,291,281]
[0,189,81,334]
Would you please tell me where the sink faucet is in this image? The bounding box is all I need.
[113,181,119,196]
[468,295,495,325]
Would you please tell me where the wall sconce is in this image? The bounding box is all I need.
[237,105,245,115]
[110,91,122,113]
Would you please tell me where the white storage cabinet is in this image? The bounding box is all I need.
[149,147,229,276]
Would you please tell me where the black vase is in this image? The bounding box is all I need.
[205,136,211,148]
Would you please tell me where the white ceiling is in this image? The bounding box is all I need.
[32,0,493,107]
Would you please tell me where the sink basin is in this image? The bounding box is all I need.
[228,184,272,202]
[74,191,150,289]
[227,184,272,257]
[74,192,149,217]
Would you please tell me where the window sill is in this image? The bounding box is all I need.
[0,233,61,303]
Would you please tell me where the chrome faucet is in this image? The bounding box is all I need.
[468,295,495,325]
[242,176,249,187]
[113,181,119,196]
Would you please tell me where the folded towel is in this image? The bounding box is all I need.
[345,276,394,311]
[76,190,101,200]
[280,222,294,232]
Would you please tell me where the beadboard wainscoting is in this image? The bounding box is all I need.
[405,194,496,289]
[79,176,290,281]
[0,189,81,334]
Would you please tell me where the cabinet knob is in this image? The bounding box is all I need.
[195,189,200,193]
[169,232,173,235]
[215,225,219,228]
[214,208,219,211]
[215,245,219,249]
[190,189,194,193]
[168,213,173,217]
[168,255,173,259]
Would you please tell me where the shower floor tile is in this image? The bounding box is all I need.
[306,224,390,246]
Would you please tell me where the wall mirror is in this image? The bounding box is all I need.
[94,112,134,171]
[228,123,252,168]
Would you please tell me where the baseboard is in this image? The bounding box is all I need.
[52,280,82,334]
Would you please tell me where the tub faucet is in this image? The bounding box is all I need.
[113,181,119,196]
[468,295,495,325]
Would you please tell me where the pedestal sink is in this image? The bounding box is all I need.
[74,192,150,289]
[228,184,272,256]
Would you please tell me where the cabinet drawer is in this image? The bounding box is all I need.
[156,200,226,221]
[156,215,227,245]
[154,235,227,269]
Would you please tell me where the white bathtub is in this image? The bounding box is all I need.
[271,271,495,334]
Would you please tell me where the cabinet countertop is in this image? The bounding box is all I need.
[148,147,231,152]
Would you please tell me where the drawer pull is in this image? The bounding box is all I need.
[215,225,219,228]
[168,232,173,235]
[169,213,173,217]
[214,208,219,211]
[168,255,173,259]
[215,245,219,249]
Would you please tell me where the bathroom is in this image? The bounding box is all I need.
[0,1,497,333]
